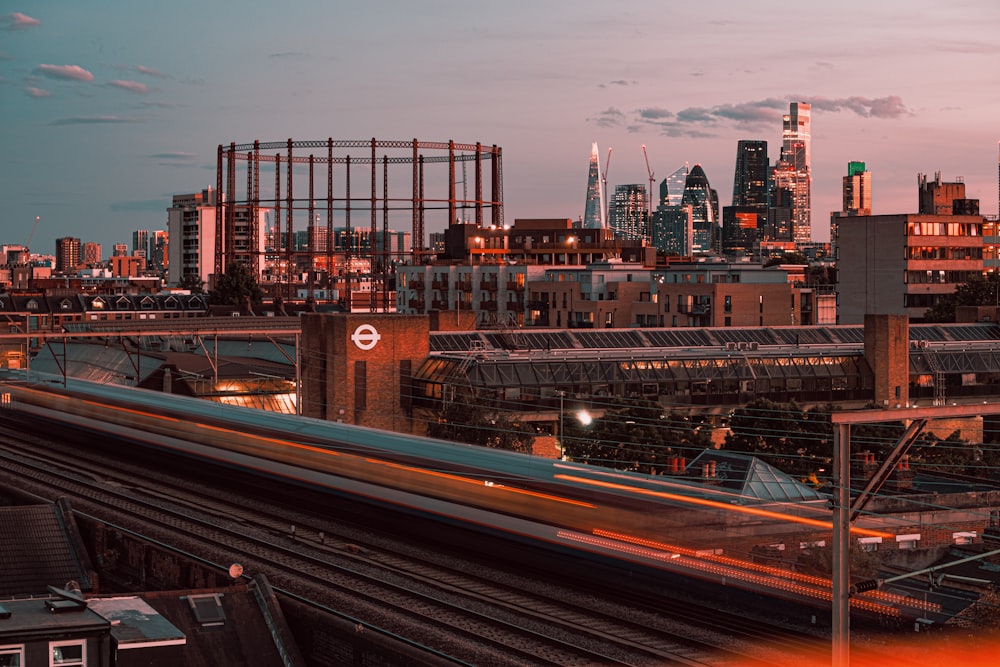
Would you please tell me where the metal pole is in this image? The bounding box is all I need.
[832,422,851,667]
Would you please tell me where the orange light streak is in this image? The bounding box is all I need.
[371,460,596,507]
[557,474,892,538]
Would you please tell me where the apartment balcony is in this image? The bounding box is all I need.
[409,279,425,291]
[431,299,450,310]
[506,282,525,292]
[407,298,426,311]
[431,279,448,290]
[480,281,498,291]
[480,300,499,312]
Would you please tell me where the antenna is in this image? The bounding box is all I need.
[641,145,655,217]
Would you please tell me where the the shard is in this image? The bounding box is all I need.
[582,142,605,229]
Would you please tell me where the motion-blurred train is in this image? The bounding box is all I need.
[3,369,892,616]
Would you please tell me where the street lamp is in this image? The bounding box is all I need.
[556,390,566,457]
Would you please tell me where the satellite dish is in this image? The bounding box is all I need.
[228,563,244,579]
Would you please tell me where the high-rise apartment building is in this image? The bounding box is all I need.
[166,186,268,288]
[82,242,102,265]
[582,142,605,229]
[779,102,812,244]
[842,161,872,216]
[608,184,649,242]
[149,230,168,272]
[831,161,873,253]
[55,237,81,274]
[132,230,150,258]
[681,165,719,253]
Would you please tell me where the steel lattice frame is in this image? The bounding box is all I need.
[216,138,504,310]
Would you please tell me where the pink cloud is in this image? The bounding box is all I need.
[109,79,149,94]
[5,12,40,30]
[134,65,169,78]
[26,87,50,98]
[35,64,95,82]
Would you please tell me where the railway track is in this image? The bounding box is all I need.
[0,417,834,666]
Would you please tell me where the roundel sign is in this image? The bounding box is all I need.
[351,324,381,351]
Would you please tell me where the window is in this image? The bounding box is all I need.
[896,533,921,550]
[50,641,84,666]
[0,645,24,667]
[858,536,881,552]
[953,532,976,545]
[724,295,732,313]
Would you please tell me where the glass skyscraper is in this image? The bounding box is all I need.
[582,142,604,229]
[681,165,719,254]
[779,102,812,244]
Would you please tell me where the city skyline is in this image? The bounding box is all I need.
[2,1,1000,256]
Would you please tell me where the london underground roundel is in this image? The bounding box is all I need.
[351,324,381,351]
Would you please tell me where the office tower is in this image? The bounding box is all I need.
[660,163,690,208]
[150,230,168,271]
[651,205,693,255]
[582,142,605,229]
[681,165,719,253]
[727,141,769,258]
[55,237,81,274]
[842,161,872,216]
[732,140,769,208]
[132,230,150,257]
[608,184,649,242]
[779,102,812,244]
[82,242,102,265]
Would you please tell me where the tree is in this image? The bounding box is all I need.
[924,272,1000,322]
[562,401,713,474]
[427,401,534,453]
[210,261,264,308]
[179,273,205,294]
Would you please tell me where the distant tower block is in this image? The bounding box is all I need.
[216,138,504,310]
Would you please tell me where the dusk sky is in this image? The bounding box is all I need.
[3,1,999,255]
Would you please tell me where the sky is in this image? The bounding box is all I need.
[2,0,1000,255]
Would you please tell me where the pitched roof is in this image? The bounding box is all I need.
[0,500,94,596]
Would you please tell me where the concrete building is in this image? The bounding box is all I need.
[837,174,985,324]
[166,187,268,289]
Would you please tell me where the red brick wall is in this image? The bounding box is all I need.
[301,313,430,434]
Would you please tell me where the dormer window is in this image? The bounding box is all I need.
[60,299,73,311]
[115,297,131,311]
[164,296,179,310]
[140,296,155,310]
[91,297,107,310]
[26,299,38,311]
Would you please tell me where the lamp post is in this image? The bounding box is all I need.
[556,390,566,457]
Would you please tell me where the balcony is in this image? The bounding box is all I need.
[431,299,450,310]
[480,300,499,312]
[431,279,448,290]
[408,299,426,311]
[480,281,498,291]
[506,282,525,292]
[409,280,425,291]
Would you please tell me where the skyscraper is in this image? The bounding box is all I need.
[842,161,872,216]
[582,142,605,229]
[779,102,812,244]
[608,184,649,242]
[681,165,719,254]
[732,140,769,208]
[661,163,690,208]
[55,237,81,274]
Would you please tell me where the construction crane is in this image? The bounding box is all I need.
[641,145,654,217]
[26,216,40,251]
[600,147,612,229]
